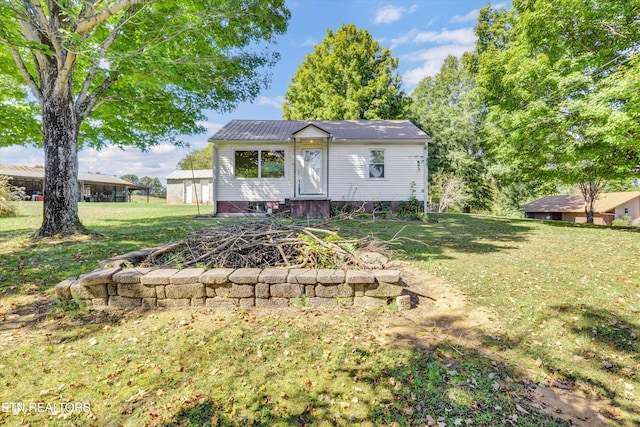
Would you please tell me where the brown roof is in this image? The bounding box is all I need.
[523,192,640,213]
[209,120,431,142]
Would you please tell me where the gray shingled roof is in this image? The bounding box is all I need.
[209,120,430,142]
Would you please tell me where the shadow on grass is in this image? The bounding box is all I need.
[335,213,535,262]
[481,303,639,424]
[163,340,570,427]
[0,214,215,294]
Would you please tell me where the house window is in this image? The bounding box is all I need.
[369,150,385,178]
[235,150,284,178]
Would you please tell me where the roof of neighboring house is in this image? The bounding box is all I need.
[209,120,431,142]
[165,170,213,180]
[0,165,147,189]
[522,192,640,213]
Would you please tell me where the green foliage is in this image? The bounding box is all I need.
[120,175,166,198]
[0,1,291,150]
[283,24,409,120]
[177,143,214,170]
[410,54,493,212]
[611,215,633,227]
[0,175,21,217]
[476,1,640,187]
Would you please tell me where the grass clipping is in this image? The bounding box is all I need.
[140,220,389,269]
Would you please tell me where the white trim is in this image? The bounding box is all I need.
[367,148,387,180]
[232,148,287,180]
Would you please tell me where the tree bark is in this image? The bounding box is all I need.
[35,89,87,237]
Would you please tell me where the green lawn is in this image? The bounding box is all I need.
[0,201,638,426]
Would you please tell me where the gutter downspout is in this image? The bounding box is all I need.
[423,140,429,214]
[326,134,332,199]
[292,136,297,198]
[211,141,218,216]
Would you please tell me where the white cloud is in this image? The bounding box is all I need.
[256,95,284,109]
[195,121,223,135]
[373,4,417,24]
[300,38,318,47]
[391,28,475,49]
[402,45,474,88]
[449,8,480,23]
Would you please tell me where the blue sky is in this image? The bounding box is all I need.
[0,0,507,182]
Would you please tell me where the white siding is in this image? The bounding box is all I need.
[294,126,329,139]
[328,143,424,201]
[215,143,293,202]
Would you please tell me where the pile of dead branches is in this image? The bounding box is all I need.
[139,220,389,269]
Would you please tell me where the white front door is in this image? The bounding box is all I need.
[185,181,193,204]
[301,149,323,195]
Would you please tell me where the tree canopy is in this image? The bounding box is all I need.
[177,143,213,170]
[282,24,408,120]
[0,0,290,236]
[476,0,640,189]
[411,53,492,212]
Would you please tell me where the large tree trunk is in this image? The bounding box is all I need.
[579,180,602,225]
[35,89,87,237]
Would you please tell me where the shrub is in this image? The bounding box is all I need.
[611,215,632,227]
[0,175,22,217]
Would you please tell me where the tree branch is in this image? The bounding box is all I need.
[75,4,143,118]
[77,74,118,120]
[75,0,144,36]
[6,44,43,103]
[29,0,64,68]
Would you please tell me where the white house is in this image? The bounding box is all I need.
[208,120,431,218]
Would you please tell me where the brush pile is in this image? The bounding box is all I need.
[139,220,389,269]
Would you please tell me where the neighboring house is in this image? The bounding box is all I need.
[522,192,640,226]
[208,120,431,218]
[166,170,213,204]
[0,165,146,202]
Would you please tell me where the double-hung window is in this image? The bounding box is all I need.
[235,150,285,178]
[369,149,385,178]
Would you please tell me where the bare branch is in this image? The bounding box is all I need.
[75,0,144,36]
[77,74,117,120]
[29,0,64,68]
[75,4,142,116]
[6,45,43,102]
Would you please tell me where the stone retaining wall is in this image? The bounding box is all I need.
[54,266,411,310]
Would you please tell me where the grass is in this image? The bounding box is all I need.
[1,201,638,425]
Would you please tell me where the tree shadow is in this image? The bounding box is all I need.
[479,303,639,424]
[335,213,535,262]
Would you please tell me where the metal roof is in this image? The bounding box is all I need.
[209,120,430,142]
[165,170,213,180]
[0,165,147,189]
[522,192,640,213]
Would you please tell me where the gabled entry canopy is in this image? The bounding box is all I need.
[291,124,332,142]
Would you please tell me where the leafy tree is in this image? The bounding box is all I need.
[0,0,290,236]
[283,24,408,120]
[120,174,141,187]
[410,54,492,212]
[139,176,165,198]
[476,1,640,222]
[177,143,213,170]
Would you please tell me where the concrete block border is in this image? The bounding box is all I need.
[55,247,410,311]
[55,265,409,310]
